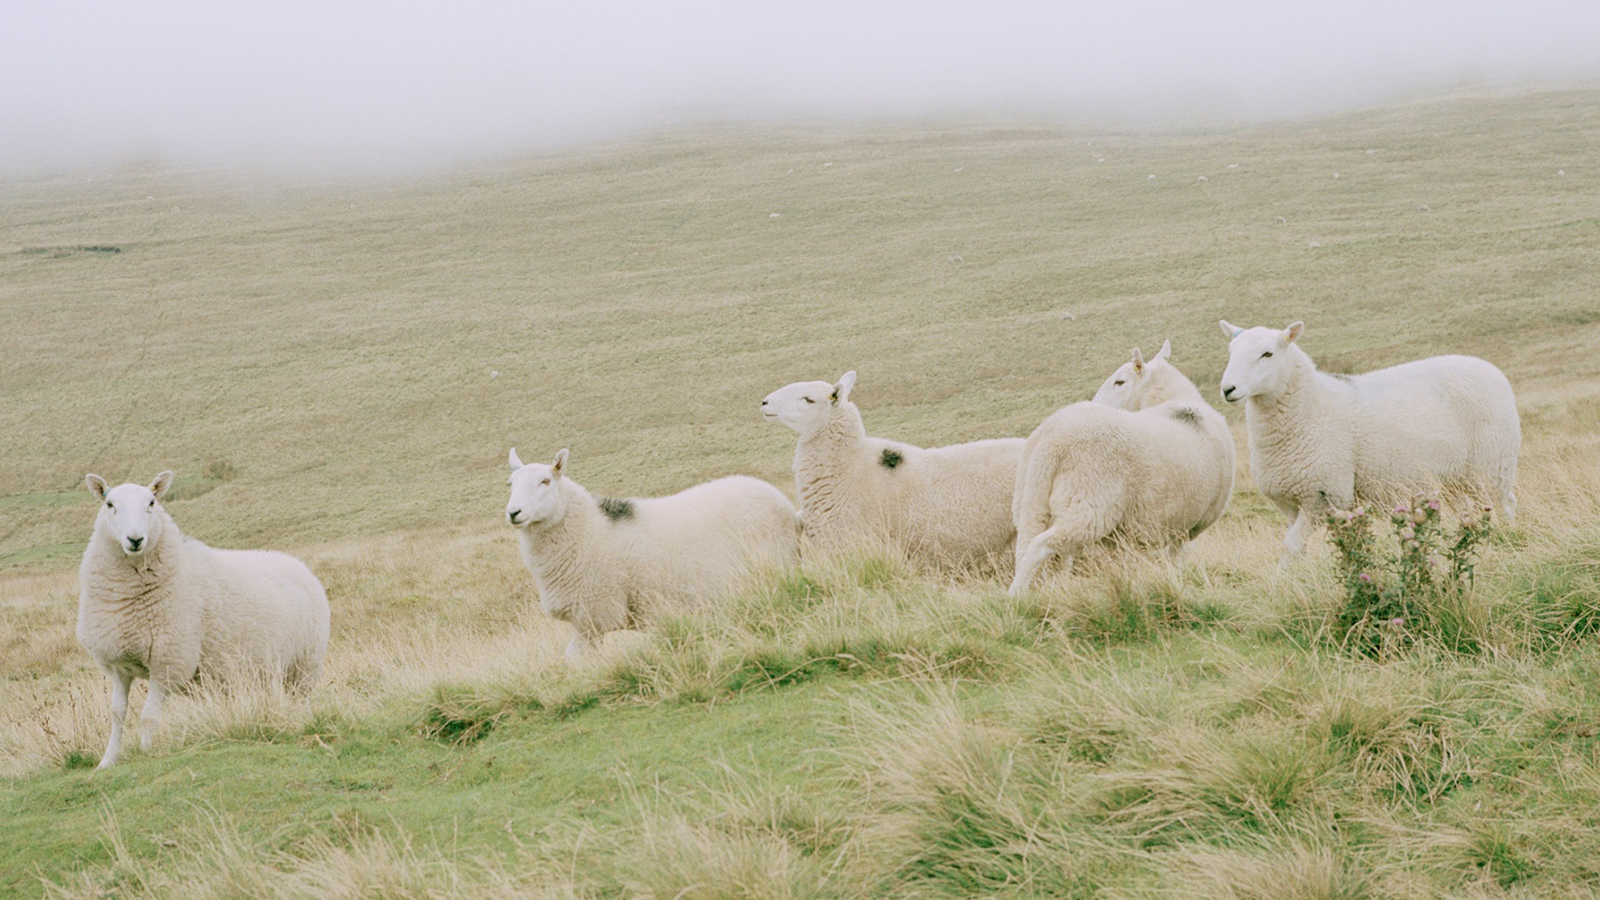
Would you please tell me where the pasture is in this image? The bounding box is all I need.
[3,86,1600,897]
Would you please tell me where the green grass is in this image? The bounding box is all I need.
[3,679,865,897]
[6,85,1600,897]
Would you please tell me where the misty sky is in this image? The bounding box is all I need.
[4,0,1599,176]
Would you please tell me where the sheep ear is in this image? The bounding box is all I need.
[1130,348,1145,374]
[832,370,857,404]
[1284,321,1304,343]
[1219,319,1240,340]
[1155,339,1172,363]
[551,448,568,478]
[508,448,524,470]
[149,471,174,501]
[85,474,108,502]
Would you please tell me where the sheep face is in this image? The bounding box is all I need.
[507,448,568,528]
[761,371,856,436]
[86,472,174,557]
[1093,340,1172,410]
[1219,321,1303,404]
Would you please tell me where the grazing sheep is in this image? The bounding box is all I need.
[761,371,1023,572]
[78,472,330,767]
[1010,343,1235,597]
[506,448,801,660]
[1218,319,1520,557]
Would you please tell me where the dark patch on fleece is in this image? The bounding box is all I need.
[598,497,635,521]
[1327,372,1353,382]
[1169,406,1204,429]
[880,448,904,470]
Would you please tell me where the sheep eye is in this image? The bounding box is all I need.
[540,478,551,486]
[106,502,114,509]
[1114,380,1125,386]
[804,397,815,404]
[148,499,155,509]
[1260,351,1273,358]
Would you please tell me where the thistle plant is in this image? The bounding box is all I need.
[1326,493,1493,655]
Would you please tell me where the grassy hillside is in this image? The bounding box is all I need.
[3,86,1600,897]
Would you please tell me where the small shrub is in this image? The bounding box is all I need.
[61,749,97,770]
[1326,496,1494,655]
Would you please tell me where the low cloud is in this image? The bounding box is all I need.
[4,0,1598,176]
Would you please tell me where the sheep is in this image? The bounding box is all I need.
[506,448,801,660]
[1218,319,1520,558]
[77,472,330,767]
[760,371,1023,573]
[1010,342,1235,597]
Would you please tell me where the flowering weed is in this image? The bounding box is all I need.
[1326,495,1495,655]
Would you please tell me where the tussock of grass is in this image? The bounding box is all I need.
[1165,837,1379,900]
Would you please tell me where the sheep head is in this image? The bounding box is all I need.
[506,448,568,527]
[761,371,855,436]
[1093,339,1173,411]
[87,471,175,557]
[1220,320,1304,403]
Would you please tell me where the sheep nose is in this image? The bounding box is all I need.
[126,536,143,550]
[1222,386,1237,401]
[760,399,768,407]
[507,509,521,523]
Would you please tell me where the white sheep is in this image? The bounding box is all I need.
[506,448,801,660]
[761,371,1023,572]
[1010,342,1235,597]
[1218,319,1520,557]
[78,472,330,767]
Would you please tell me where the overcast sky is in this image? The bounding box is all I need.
[4,0,1599,176]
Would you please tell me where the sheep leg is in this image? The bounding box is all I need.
[1499,489,1517,526]
[1010,526,1075,598]
[139,681,168,752]
[1011,508,1051,597]
[564,631,592,663]
[98,669,132,768]
[1281,508,1315,561]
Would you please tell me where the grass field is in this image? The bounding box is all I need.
[3,86,1600,897]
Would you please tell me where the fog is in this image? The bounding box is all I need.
[4,0,1599,177]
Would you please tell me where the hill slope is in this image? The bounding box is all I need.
[3,87,1600,898]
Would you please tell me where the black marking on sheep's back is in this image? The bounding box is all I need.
[880,449,903,470]
[1327,372,1353,382]
[1170,407,1204,429]
[599,497,635,521]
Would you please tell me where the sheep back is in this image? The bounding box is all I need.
[615,474,801,607]
[1347,355,1519,506]
[1018,401,1234,547]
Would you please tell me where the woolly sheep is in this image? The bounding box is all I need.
[78,472,330,767]
[506,448,801,660]
[1218,319,1520,557]
[761,371,1023,572]
[1010,342,1235,597]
